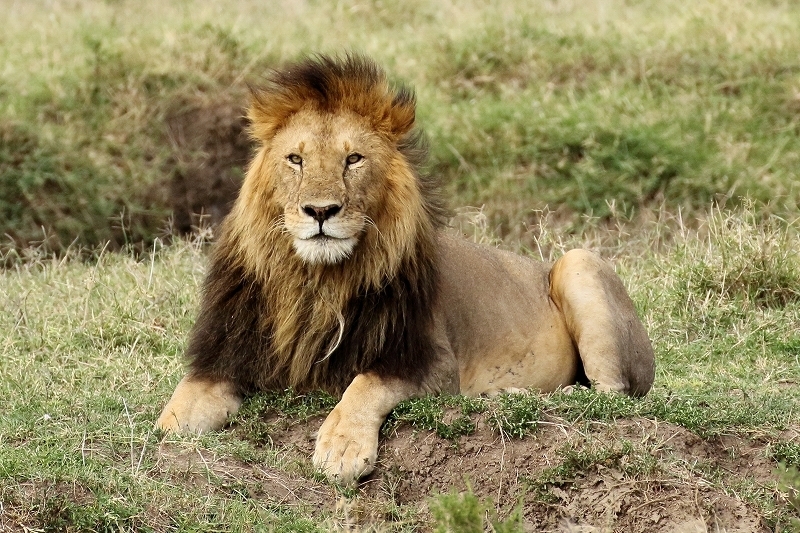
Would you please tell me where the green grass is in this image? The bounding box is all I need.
[430,490,523,533]
[386,395,486,441]
[0,240,334,531]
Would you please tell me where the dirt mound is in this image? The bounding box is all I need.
[259,413,778,532]
[164,94,253,235]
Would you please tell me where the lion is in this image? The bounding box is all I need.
[156,54,655,484]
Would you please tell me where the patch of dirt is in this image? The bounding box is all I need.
[0,480,96,533]
[154,443,333,509]
[164,93,253,235]
[255,414,784,532]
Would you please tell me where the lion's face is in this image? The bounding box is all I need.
[266,108,393,265]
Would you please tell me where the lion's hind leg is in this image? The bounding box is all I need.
[549,249,655,397]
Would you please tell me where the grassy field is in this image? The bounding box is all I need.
[1,0,799,531]
[1,209,798,531]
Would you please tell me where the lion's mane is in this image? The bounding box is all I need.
[185,55,449,395]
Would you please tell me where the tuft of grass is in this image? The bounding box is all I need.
[430,490,523,533]
[233,389,338,447]
[385,395,485,441]
[670,205,800,310]
[544,387,637,423]
[239,389,338,421]
[430,491,485,533]
[539,387,795,440]
[25,491,146,533]
[774,443,800,469]
[781,466,800,529]
[487,393,542,439]
[524,439,659,503]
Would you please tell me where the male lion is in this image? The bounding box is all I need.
[157,55,655,483]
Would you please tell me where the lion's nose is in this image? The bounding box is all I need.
[302,204,342,224]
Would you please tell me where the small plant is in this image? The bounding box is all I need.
[430,490,523,533]
[525,439,657,501]
[487,392,542,438]
[385,395,485,440]
[773,443,800,468]
[779,465,800,531]
[232,389,337,445]
[233,388,338,424]
[545,386,636,423]
[26,490,145,533]
[255,389,338,419]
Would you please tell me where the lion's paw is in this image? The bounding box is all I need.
[156,376,242,434]
[312,408,379,484]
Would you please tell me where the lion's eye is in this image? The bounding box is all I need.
[346,153,363,166]
[287,154,303,165]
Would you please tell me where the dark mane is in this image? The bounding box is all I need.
[249,54,414,140]
[257,54,394,112]
[187,233,440,395]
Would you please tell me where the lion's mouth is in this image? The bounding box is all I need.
[293,233,358,265]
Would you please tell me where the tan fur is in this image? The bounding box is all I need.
[156,376,242,433]
[156,55,655,484]
[313,372,415,480]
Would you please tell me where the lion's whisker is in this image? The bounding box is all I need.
[363,216,383,239]
[266,215,288,237]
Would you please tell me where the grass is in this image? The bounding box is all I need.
[2,0,800,530]
[0,238,334,531]
[2,206,799,531]
[430,490,523,533]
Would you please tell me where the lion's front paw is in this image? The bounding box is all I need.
[312,407,379,484]
[156,375,242,434]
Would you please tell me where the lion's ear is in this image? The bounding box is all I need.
[387,86,416,139]
[246,84,307,142]
[247,104,279,142]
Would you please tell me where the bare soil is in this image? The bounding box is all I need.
[245,411,789,532]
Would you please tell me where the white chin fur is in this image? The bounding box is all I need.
[293,237,357,264]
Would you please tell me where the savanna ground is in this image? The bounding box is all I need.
[1,0,799,531]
